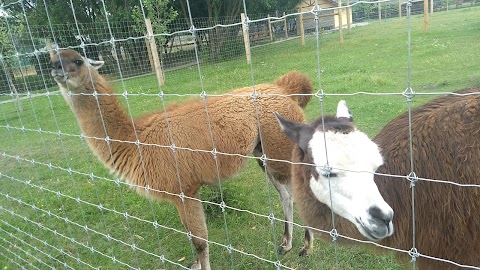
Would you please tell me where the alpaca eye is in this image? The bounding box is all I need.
[73,59,83,66]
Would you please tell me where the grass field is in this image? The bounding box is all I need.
[1,7,479,269]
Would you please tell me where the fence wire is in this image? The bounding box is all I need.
[1,0,480,269]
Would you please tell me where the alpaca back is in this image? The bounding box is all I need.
[373,88,480,269]
[131,72,313,196]
[291,89,480,269]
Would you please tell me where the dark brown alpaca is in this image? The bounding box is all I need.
[50,49,314,270]
[289,91,480,269]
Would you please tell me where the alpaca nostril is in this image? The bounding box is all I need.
[368,206,392,225]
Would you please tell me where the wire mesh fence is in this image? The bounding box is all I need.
[1,0,480,269]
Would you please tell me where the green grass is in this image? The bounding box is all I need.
[1,7,480,269]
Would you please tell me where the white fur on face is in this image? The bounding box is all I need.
[308,129,394,241]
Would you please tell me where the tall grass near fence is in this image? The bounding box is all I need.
[1,6,479,270]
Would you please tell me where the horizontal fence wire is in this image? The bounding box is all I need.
[1,0,480,269]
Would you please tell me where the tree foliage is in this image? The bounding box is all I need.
[1,0,177,39]
[131,0,177,35]
[172,0,298,20]
[172,0,299,19]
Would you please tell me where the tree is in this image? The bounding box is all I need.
[132,0,177,38]
[1,0,177,77]
[170,0,298,61]
[0,15,25,110]
[1,0,177,44]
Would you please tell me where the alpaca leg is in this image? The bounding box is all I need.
[174,194,210,270]
[269,175,294,255]
[299,228,313,257]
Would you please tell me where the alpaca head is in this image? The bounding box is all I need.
[275,100,394,241]
[50,49,104,90]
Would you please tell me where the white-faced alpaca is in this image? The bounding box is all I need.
[284,94,480,270]
[50,49,313,270]
[275,100,394,256]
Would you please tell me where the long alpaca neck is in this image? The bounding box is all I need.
[67,72,138,172]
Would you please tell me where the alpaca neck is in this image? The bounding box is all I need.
[65,74,138,167]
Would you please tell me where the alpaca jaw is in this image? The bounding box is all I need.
[355,214,394,241]
[51,69,69,84]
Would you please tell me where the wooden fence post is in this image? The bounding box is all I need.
[145,18,164,85]
[338,0,343,43]
[241,13,251,64]
[299,10,305,46]
[424,0,429,32]
[46,40,54,59]
[346,0,351,32]
[268,14,273,41]
[144,33,155,73]
[283,12,289,39]
[378,2,382,21]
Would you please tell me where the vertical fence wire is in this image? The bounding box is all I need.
[241,0,282,268]
[184,0,236,267]
[43,1,126,268]
[99,0,170,267]
[71,0,143,267]
[23,1,105,267]
[2,3,74,266]
[312,4,341,269]
[137,0,199,266]
[404,0,419,268]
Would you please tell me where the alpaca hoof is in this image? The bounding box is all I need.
[277,245,291,255]
[187,261,202,270]
[298,248,311,257]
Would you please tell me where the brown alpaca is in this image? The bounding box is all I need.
[50,49,313,270]
[287,91,480,269]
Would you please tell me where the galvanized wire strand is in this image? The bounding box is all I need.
[3,167,479,270]
[5,143,480,191]
[1,9,72,266]
[312,3,340,268]
[0,241,44,270]
[19,2,101,266]
[6,89,480,102]
[139,0,201,266]
[40,2,122,267]
[0,225,83,270]
[183,0,236,267]
[0,244,41,270]
[0,194,294,269]
[241,1,282,267]
[66,0,142,267]
[405,0,419,268]
[97,0,170,267]
[136,0,199,264]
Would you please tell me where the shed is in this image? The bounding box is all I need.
[296,0,352,31]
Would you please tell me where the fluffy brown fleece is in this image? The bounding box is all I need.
[50,49,313,270]
[293,89,480,269]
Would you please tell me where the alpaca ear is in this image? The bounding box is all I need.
[274,112,314,153]
[87,58,105,70]
[336,100,352,121]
